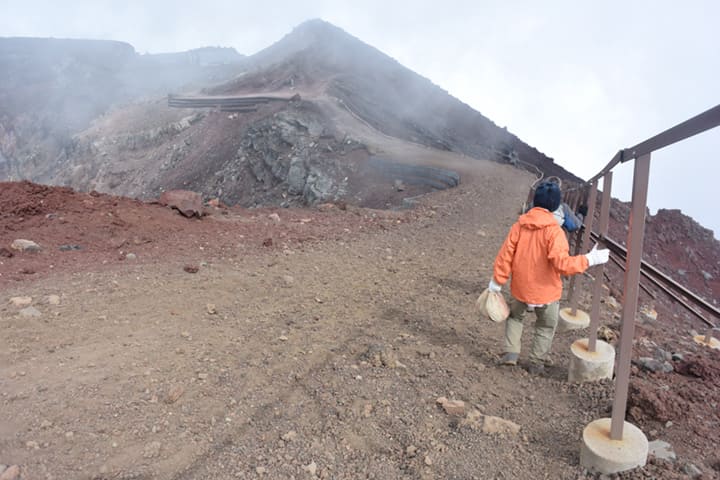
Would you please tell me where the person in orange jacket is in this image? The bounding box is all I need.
[489,181,609,374]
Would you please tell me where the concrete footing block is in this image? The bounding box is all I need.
[568,338,615,382]
[580,418,648,474]
[558,307,590,332]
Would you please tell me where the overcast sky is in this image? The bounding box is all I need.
[2,0,719,236]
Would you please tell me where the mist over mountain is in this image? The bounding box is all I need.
[0,20,581,193]
[0,36,246,181]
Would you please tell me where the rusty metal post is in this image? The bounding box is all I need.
[611,154,651,440]
[705,327,720,344]
[564,187,584,305]
[568,189,582,252]
[566,187,585,312]
[571,188,582,210]
[573,188,587,252]
[569,182,598,315]
[589,172,613,352]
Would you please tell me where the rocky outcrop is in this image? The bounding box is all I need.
[201,106,355,207]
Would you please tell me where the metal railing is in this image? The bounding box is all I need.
[566,104,720,440]
[167,94,293,112]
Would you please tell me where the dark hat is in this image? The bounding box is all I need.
[533,181,561,212]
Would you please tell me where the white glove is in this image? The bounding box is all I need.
[585,244,610,267]
[488,279,503,292]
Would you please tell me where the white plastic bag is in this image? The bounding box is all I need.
[476,288,510,323]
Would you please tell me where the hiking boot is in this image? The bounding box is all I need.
[526,362,545,375]
[499,352,519,366]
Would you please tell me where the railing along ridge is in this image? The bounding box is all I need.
[524,103,720,460]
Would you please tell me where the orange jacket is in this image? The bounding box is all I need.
[492,207,589,304]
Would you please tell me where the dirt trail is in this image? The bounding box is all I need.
[1,160,715,479]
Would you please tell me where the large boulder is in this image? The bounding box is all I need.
[158,190,203,218]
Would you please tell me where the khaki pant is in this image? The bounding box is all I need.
[504,298,560,363]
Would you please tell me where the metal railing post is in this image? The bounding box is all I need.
[570,189,584,253]
[588,172,613,352]
[565,188,583,307]
[569,182,598,315]
[610,154,651,440]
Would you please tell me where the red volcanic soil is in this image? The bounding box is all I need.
[0,181,410,289]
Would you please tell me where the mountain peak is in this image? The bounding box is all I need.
[250,18,370,69]
[286,18,351,43]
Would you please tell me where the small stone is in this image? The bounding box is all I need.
[635,357,673,373]
[143,441,162,459]
[380,349,401,368]
[278,335,288,341]
[424,455,433,466]
[164,385,185,404]
[180,331,191,339]
[40,420,53,429]
[665,421,673,428]
[482,415,521,435]
[302,461,317,476]
[206,304,217,315]
[65,431,74,439]
[125,253,137,260]
[9,296,32,307]
[0,465,20,480]
[197,373,209,380]
[281,431,297,442]
[11,239,41,252]
[46,294,61,305]
[183,265,199,273]
[268,213,281,222]
[648,440,676,462]
[25,440,40,449]
[19,306,42,318]
[682,463,702,478]
[606,296,620,309]
[281,275,295,287]
[436,397,465,416]
[671,353,684,362]
[639,306,658,323]
[406,445,417,457]
[255,466,266,475]
[654,347,672,362]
